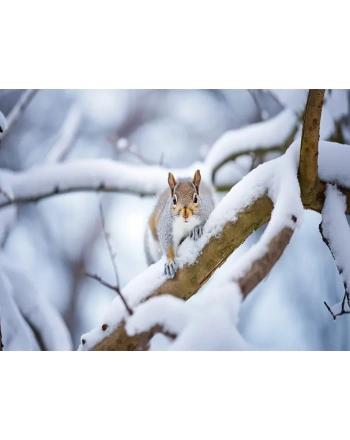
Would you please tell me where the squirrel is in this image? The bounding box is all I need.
[144,169,215,278]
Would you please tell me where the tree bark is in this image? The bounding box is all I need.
[298,89,325,208]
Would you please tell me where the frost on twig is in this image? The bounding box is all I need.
[84,201,133,317]
[320,184,350,320]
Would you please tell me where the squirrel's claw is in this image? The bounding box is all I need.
[190,225,204,241]
[164,259,178,278]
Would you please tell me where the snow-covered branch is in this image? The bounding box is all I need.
[320,184,350,319]
[205,109,298,180]
[79,138,305,351]
[0,160,169,209]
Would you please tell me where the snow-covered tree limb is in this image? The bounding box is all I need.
[0,161,169,209]
[80,89,350,351]
[0,107,300,210]
[79,137,306,351]
[320,184,350,319]
[205,108,298,180]
[298,89,325,208]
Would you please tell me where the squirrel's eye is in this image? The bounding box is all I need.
[173,196,177,206]
[193,194,198,204]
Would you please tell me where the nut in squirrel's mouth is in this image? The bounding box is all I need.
[180,207,192,222]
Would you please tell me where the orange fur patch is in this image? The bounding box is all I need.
[167,245,175,261]
[149,213,159,240]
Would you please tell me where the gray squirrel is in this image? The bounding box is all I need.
[144,169,215,278]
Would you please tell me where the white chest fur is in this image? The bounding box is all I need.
[172,215,201,251]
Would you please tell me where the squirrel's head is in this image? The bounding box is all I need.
[168,169,201,223]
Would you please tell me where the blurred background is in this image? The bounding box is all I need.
[1,89,350,350]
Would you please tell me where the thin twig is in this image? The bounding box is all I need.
[98,201,120,289]
[108,134,168,167]
[85,272,133,316]
[319,222,350,320]
[45,105,82,164]
[85,202,133,316]
[1,90,38,146]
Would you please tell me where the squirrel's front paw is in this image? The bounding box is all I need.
[164,259,178,278]
[190,225,204,241]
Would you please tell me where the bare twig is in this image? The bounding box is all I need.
[84,202,133,316]
[319,222,350,320]
[0,90,38,146]
[45,105,82,164]
[0,187,13,203]
[108,134,167,167]
[247,90,264,121]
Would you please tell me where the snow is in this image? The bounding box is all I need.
[321,184,350,292]
[0,160,169,207]
[125,284,250,351]
[125,295,190,337]
[78,140,304,351]
[0,206,17,244]
[0,256,73,350]
[318,140,350,188]
[205,109,297,175]
[0,271,41,351]
[0,172,14,201]
[0,110,8,137]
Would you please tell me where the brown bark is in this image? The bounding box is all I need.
[298,89,325,208]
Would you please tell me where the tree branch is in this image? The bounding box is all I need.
[91,195,274,351]
[237,222,296,298]
[298,89,325,208]
[85,88,327,351]
[0,160,168,209]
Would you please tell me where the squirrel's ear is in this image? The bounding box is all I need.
[193,169,201,193]
[168,172,176,194]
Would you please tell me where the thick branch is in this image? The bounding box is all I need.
[237,223,295,298]
[92,195,274,350]
[0,160,168,209]
[298,89,325,207]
